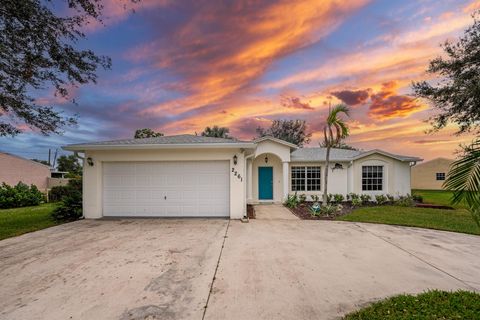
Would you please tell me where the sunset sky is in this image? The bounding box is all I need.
[2,0,479,162]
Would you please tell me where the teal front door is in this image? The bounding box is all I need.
[258,167,273,200]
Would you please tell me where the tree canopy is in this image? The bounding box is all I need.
[0,0,122,136]
[134,128,164,138]
[57,154,82,176]
[412,11,480,134]
[201,125,231,138]
[256,119,311,147]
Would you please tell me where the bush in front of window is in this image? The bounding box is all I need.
[284,193,300,208]
[360,194,372,203]
[351,197,363,207]
[375,194,388,205]
[347,193,360,201]
[311,194,320,202]
[298,194,307,203]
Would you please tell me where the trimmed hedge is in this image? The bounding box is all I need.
[0,182,44,209]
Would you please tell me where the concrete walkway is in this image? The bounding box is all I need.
[1,218,479,320]
[254,204,299,220]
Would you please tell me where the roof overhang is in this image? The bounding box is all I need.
[63,142,257,152]
[351,149,423,162]
[253,136,298,149]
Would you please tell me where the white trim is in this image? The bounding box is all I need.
[253,136,298,149]
[352,149,422,163]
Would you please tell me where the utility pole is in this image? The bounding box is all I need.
[48,149,51,167]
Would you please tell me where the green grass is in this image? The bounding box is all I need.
[0,203,61,240]
[337,190,479,235]
[337,206,480,235]
[412,189,467,209]
[343,290,480,319]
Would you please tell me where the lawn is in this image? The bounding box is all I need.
[343,290,480,319]
[337,190,480,235]
[412,189,466,209]
[0,203,61,240]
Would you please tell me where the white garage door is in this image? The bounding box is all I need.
[103,161,230,217]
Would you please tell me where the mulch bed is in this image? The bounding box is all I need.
[288,201,355,220]
[415,203,455,210]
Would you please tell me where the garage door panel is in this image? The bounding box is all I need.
[103,161,229,217]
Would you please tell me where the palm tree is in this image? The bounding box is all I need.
[443,139,480,226]
[201,125,231,138]
[322,104,350,204]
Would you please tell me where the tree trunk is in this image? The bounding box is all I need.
[323,146,330,204]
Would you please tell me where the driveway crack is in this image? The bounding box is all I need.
[354,223,477,291]
[202,219,230,320]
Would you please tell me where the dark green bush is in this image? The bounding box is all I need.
[284,193,299,208]
[412,194,423,203]
[0,182,44,208]
[51,178,83,221]
[51,191,82,221]
[396,194,415,207]
[49,186,71,202]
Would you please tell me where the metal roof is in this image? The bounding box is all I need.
[63,134,256,151]
[291,148,422,162]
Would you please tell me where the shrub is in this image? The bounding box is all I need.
[320,204,337,216]
[309,202,321,216]
[360,194,372,203]
[348,193,360,201]
[51,178,83,222]
[375,194,388,205]
[298,194,307,203]
[51,192,83,221]
[412,194,423,203]
[0,182,44,208]
[310,194,320,202]
[284,193,299,208]
[386,194,395,203]
[396,194,415,207]
[351,197,363,207]
[332,194,345,203]
[49,179,82,202]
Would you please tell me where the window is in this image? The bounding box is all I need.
[436,172,446,181]
[291,166,321,191]
[362,166,383,191]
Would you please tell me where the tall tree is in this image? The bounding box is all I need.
[443,139,480,226]
[413,12,480,225]
[412,11,480,134]
[0,0,133,136]
[321,104,350,204]
[134,128,164,138]
[57,154,82,176]
[201,125,231,138]
[256,119,311,147]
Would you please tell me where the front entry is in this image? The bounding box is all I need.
[258,167,273,200]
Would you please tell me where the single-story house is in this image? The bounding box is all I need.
[64,134,422,219]
[0,152,52,192]
[411,157,453,190]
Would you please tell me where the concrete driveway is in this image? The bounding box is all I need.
[0,219,479,320]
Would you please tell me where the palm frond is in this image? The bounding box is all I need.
[444,139,480,210]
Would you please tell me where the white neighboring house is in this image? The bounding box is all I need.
[64,134,422,219]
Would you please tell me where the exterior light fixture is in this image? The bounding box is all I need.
[233,154,238,165]
[264,155,268,163]
[332,163,343,171]
[86,157,94,167]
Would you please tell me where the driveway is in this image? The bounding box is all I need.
[0,219,479,320]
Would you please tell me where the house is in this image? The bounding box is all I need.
[64,134,422,219]
[411,157,453,190]
[0,152,51,192]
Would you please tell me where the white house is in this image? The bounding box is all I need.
[64,134,422,219]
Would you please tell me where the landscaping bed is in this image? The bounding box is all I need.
[288,201,354,220]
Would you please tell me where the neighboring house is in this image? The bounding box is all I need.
[0,152,51,192]
[411,157,453,190]
[64,134,422,219]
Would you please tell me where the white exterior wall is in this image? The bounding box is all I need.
[351,154,411,197]
[83,148,245,219]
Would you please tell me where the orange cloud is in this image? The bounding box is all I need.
[132,0,369,117]
[368,81,425,120]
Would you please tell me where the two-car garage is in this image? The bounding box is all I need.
[102,161,230,217]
